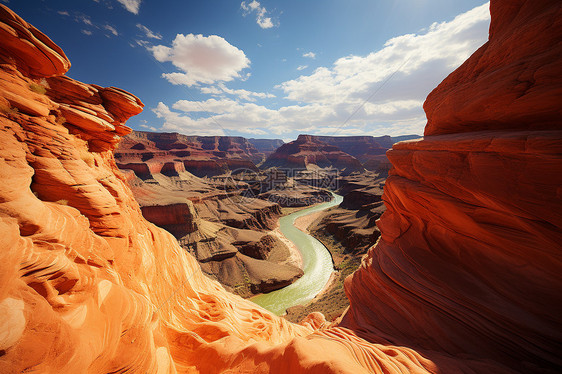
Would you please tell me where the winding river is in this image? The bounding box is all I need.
[251,192,344,315]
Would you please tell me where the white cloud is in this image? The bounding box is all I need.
[117,0,141,14]
[78,15,93,26]
[81,29,93,36]
[200,83,275,102]
[297,65,308,71]
[104,24,118,36]
[153,3,491,137]
[135,39,149,47]
[140,124,157,131]
[58,10,69,16]
[151,34,250,87]
[241,1,277,29]
[303,52,316,59]
[137,23,161,39]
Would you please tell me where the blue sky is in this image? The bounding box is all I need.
[6,0,490,141]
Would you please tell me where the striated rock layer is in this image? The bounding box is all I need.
[1,5,491,373]
[341,0,562,373]
[262,134,365,175]
[0,1,559,374]
[116,130,263,177]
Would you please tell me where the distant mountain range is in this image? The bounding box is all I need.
[115,131,420,178]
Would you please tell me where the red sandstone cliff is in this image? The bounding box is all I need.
[341,1,562,372]
[116,130,262,177]
[263,134,420,174]
[1,1,560,373]
[262,134,365,175]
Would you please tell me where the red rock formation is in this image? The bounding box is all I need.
[424,0,562,136]
[1,2,558,373]
[342,1,562,373]
[116,130,262,177]
[0,5,313,373]
[263,134,365,175]
[264,134,420,174]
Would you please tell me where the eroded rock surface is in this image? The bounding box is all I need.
[116,130,263,177]
[262,134,365,175]
[1,1,559,373]
[342,1,562,372]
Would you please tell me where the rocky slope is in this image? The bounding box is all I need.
[124,169,304,297]
[263,134,420,174]
[115,130,263,177]
[262,134,365,175]
[247,138,284,163]
[1,2,560,373]
[311,172,386,254]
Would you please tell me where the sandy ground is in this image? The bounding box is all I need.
[270,226,303,269]
[293,211,324,234]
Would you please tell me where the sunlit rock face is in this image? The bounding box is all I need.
[342,0,562,373]
[0,1,559,373]
[262,134,365,175]
[115,130,263,177]
[0,5,309,373]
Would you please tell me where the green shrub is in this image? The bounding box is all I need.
[29,82,47,95]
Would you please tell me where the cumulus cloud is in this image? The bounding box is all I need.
[151,34,250,87]
[81,29,93,36]
[137,23,161,39]
[303,52,316,59]
[154,3,491,137]
[297,65,308,71]
[117,0,141,14]
[140,124,157,131]
[200,83,275,102]
[241,1,277,29]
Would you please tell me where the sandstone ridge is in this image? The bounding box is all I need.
[1,2,560,373]
[342,1,562,372]
[116,130,265,177]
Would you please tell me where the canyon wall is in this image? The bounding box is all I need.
[341,0,562,372]
[1,1,560,373]
[262,134,365,174]
[116,130,262,177]
[263,134,421,173]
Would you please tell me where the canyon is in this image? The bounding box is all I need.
[1,1,561,374]
[115,131,332,296]
[263,134,419,174]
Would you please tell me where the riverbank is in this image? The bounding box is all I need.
[285,213,364,323]
[250,193,343,315]
[270,225,303,269]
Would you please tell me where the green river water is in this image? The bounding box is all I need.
[251,192,344,315]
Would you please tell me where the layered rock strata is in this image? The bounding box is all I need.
[341,1,562,372]
[1,2,560,373]
[116,130,263,177]
[262,134,365,175]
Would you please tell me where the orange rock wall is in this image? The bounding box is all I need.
[0,1,559,373]
[341,0,562,372]
[2,4,475,374]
